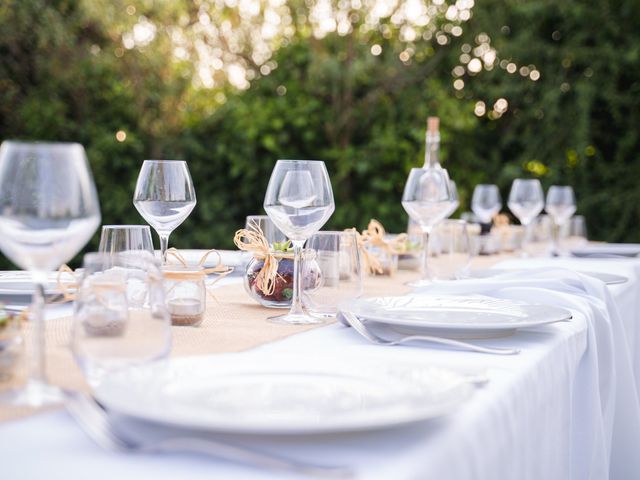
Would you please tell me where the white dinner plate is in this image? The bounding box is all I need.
[170,249,249,269]
[0,271,71,300]
[571,243,640,258]
[469,268,628,286]
[95,354,474,435]
[340,295,572,338]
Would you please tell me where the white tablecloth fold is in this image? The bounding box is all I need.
[415,267,640,479]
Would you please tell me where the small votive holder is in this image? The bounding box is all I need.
[163,265,206,327]
[77,270,129,337]
[0,312,25,386]
[366,244,398,276]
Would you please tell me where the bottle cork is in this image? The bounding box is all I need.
[427,116,440,133]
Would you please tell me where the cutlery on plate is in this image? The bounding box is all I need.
[339,311,520,355]
[63,389,354,479]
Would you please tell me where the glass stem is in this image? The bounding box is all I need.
[289,240,305,316]
[521,221,530,256]
[551,221,560,256]
[421,229,432,281]
[29,272,48,383]
[159,233,170,263]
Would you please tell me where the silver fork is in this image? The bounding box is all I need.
[340,311,520,355]
[63,389,354,479]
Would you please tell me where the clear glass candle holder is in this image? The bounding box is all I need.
[163,265,207,327]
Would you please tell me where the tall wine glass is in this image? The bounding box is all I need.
[401,167,453,285]
[133,160,196,263]
[0,141,101,406]
[507,179,544,254]
[263,160,334,324]
[471,184,502,224]
[545,185,577,255]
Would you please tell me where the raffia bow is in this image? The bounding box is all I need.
[357,219,409,275]
[164,248,233,301]
[344,227,383,275]
[233,223,294,296]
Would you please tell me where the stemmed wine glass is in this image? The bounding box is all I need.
[263,160,335,324]
[133,160,196,263]
[545,185,577,255]
[471,184,502,225]
[402,167,453,285]
[0,141,101,406]
[507,179,544,254]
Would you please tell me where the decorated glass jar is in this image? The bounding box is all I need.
[162,265,207,326]
[243,249,321,308]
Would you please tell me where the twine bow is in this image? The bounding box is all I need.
[356,219,408,275]
[344,227,383,275]
[164,248,233,301]
[233,223,293,296]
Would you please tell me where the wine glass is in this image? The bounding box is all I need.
[545,185,577,255]
[99,225,154,256]
[401,167,453,285]
[263,160,335,324]
[507,179,544,254]
[0,141,101,406]
[471,184,502,224]
[133,160,196,263]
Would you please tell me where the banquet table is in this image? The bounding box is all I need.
[1,253,640,480]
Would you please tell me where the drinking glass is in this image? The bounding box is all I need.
[561,214,587,249]
[545,185,577,255]
[0,141,101,406]
[133,160,196,263]
[263,160,335,324]
[99,225,154,256]
[72,252,171,387]
[430,220,472,280]
[507,179,544,254]
[244,215,287,245]
[444,180,460,218]
[471,184,502,224]
[302,231,362,317]
[401,167,453,285]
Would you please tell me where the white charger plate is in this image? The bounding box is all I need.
[341,295,572,338]
[571,243,640,258]
[95,354,474,435]
[469,268,628,285]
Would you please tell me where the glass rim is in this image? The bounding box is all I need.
[1,140,83,147]
[142,159,188,164]
[101,224,151,229]
[275,159,325,164]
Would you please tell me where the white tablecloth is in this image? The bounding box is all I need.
[1,256,639,479]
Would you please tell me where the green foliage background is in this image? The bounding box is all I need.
[0,0,638,268]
